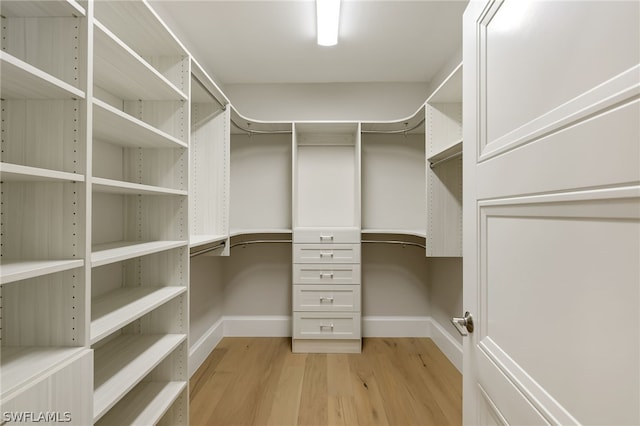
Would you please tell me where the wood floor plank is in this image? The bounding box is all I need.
[189,337,462,426]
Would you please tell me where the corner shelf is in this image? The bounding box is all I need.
[0,52,84,100]
[91,286,187,344]
[91,241,187,268]
[95,381,186,426]
[190,234,228,248]
[93,333,186,422]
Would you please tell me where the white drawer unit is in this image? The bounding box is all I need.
[293,312,361,340]
[293,264,361,285]
[293,244,360,264]
[293,285,361,311]
[293,228,360,244]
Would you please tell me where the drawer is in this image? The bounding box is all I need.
[293,285,360,312]
[293,264,360,285]
[293,312,361,339]
[294,228,360,244]
[293,244,360,264]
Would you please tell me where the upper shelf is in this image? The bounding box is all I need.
[0,0,85,17]
[93,21,187,102]
[94,0,186,58]
[361,106,425,135]
[1,259,84,285]
[92,177,187,196]
[93,99,187,149]
[0,52,84,100]
[426,62,463,104]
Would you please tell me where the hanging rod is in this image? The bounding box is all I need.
[429,151,462,169]
[193,76,227,112]
[362,240,426,250]
[190,241,226,258]
[360,118,426,135]
[231,119,293,135]
[230,239,292,249]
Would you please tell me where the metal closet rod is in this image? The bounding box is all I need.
[231,119,293,135]
[429,151,462,169]
[229,118,426,136]
[230,239,292,249]
[227,238,425,250]
[190,241,226,258]
[362,240,426,249]
[360,118,426,135]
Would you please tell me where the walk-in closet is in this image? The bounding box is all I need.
[2,0,638,424]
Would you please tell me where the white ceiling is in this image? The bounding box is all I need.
[149,0,468,85]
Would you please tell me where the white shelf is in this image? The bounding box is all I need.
[0,52,85,100]
[93,99,187,149]
[91,286,186,344]
[93,334,186,422]
[189,234,228,248]
[91,241,187,268]
[92,177,187,196]
[229,228,293,237]
[0,163,84,183]
[94,0,185,58]
[95,381,186,426]
[1,346,87,399]
[0,259,84,285]
[361,229,427,239]
[427,139,463,166]
[0,0,85,17]
[93,21,187,102]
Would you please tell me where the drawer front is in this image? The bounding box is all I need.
[293,264,361,285]
[293,244,360,264]
[293,312,361,339]
[293,285,360,312]
[294,228,360,244]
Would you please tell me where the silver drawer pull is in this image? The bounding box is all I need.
[320,251,334,258]
[319,272,334,279]
[320,323,334,331]
[320,235,334,241]
[319,297,335,303]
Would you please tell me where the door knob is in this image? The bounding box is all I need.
[451,311,474,336]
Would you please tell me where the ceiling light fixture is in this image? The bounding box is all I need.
[316,0,341,46]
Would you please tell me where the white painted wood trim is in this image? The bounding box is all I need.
[429,317,463,373]
[222,315,292,337]
[362,316,431,338]
[188,317,224,378]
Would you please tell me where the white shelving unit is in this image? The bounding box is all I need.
[189,60,230,255]
[292,123,362,353]
[89,1,190,423]
[361,108,426,240]
[426,63,463,257]
[0,1,92,423]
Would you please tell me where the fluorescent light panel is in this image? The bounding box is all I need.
[317,0,341,46]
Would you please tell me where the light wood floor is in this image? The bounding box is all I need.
[189,337,462,426]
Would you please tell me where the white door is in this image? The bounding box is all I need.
[462,0,640,424]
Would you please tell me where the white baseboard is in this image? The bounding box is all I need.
[223,315,291,337]
[188,315,462,376]
[362,316,431,337]
[429,318,463,373]
[188,317,224,377]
